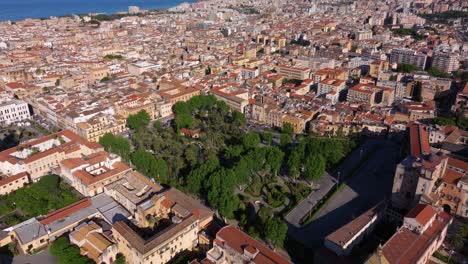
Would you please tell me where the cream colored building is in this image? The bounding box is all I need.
[106,171,213,264]
[69,221,119,264]
[347,83,395,107]
[58,151,132,197]
[317,78,345,96]
[76,114,126,142]
[0,130,103,182]
[156,86,201,105]
[0,172,30,196]
[89,66,110,83]
[0,99,31,125]
[277,65,311,80]
[114,96,156,120]
[211,85,249,113]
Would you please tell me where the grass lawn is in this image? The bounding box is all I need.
[0,175,80,226]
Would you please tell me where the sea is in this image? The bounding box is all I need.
[0,0,195,22]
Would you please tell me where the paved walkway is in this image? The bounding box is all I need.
[284,173,336,227]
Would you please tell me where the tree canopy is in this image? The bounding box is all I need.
[115,253,126,264]
[99,133,131,161]
[428,67,450,78]
[127,110,151,130]
[131,149,168,183]
[286,137,350,181]
[303,153,326,181]
[433,117,456,126]
[265,217,288,248]
[282,123,294,135]
[396,63,420,73]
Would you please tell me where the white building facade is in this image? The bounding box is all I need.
[0,99,30,125]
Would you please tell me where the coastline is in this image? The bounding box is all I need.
[0,0,195,22]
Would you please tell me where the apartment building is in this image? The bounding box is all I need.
[407,74,452,101]
[256,34,286,49]
[58,151,132,197]
[312,68,349,83]
[355,30,373,41]
[3,82,41,99]
[0,68,27,83]
[347,84,376,105]
[114,95,156,120]
[282,111,314,134]
[204,225,291,264]
[250,102,279,125]
[409,107,435,122]
[128,61,160,75]
[347,83,394,106]
[89,66,111,83]
[390,48,427,70]
[156,85,201,105]
[277,65,311,80]
[0,99,30,125]
[432,49,459,73]
[0,130,103,181]
[367,204,452,264]
[76,114,126,142]
[211,85,249,113]
[317,78,345,96]
[369,60,389,78]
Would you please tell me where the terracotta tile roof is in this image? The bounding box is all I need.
[0,130,103,165]
[0,172,28,187]
[61,158,87,169]
[326,203,382,247]
[71,161,131,185]
[216,226,291,264]
[443,168,464,185]
[382,212,451,264]
[40,198,92,225]
[447,157,468,172]
[409,124,431,158]
[405,204,436,227]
